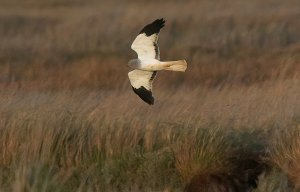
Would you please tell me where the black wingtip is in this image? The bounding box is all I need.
[139,18,165,36]
[132,86,154,105]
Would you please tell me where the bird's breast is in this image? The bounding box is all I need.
[129,58,161,71]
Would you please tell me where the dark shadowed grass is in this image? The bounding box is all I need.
[268,125,300,190]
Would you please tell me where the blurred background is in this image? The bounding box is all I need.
[0,0,299,90]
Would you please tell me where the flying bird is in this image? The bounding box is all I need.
[128,18,187,105]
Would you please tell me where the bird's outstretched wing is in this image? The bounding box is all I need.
[131,18,165,60]
[128,70,157,105]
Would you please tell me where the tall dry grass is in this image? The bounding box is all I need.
[0,79,300,191]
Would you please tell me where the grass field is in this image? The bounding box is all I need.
[0,0,300,191]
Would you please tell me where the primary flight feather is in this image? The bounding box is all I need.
[128,18,187,105]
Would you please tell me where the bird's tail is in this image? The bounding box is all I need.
[160,60,187,72]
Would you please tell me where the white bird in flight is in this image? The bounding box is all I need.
[128,18,187,105]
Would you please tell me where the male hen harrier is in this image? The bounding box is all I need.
[128,18,187,105]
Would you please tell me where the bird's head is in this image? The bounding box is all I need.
[127,59,140,69]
